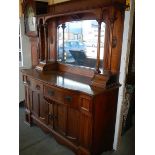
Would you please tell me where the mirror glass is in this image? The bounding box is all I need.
[57,20,105,69]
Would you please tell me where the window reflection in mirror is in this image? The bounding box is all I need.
[57,20,105,69]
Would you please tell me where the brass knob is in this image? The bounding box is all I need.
[65,96,72,102]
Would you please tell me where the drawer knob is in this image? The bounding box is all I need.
[65,96,72,102]
[48,90,55,96]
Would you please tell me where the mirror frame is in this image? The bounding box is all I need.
[41,9,110,74]
[36,5,124,76]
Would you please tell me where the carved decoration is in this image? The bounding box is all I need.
[61,23,66,62]
[103,6,117,71]
[43,22,48,62]
[38,21,42,61]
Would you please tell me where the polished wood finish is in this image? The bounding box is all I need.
[22,0,126,154]
[110,8,125,73]
[30,37,39,67]
[96,19,102,73]
[34,0,125,77]
[48,0,126,16]
[22,69,119,155]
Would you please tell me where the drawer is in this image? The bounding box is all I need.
[44,86,64,104]
[26,77,43,93]
[63,90,79,109]
[44,85,79,109]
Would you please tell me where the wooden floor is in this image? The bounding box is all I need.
[19,106,135,155]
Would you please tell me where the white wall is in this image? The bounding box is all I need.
[113,0,135,150]
[19,17,32,102]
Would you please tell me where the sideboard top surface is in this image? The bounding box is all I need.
[21,69,118,96]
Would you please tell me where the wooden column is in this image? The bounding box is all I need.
[38,23,43,61]
[30,37,39,67]
[110,9,125,74]
[103,7,115,72]
[61,23,66,61]
[44,22,48,62]
[57,25,60,60]
[96,20,102,73]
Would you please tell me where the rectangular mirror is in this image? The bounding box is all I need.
[57,20,105,70]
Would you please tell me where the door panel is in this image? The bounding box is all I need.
[79,113,92,149]
[39,95,48,123]
[53,102,67,136]
[30,89,48,124]
[66,107,80,144]
[31,90,39,117]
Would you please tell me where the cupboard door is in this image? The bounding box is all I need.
[30,90,48,123]
[53,102,67,136]
[45,100,54,128]
[79,113,92,149]
[30,89,48,124]
[79,96,93,149]
[66,107,80,144]
[39,95,48,124]
[25,78,48,124]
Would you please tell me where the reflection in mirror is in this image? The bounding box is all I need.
[57,20,105,69]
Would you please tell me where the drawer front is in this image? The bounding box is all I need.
[26,77,43,93]
[44,85,79,109]
[44,86,64,103]
[63,90,79,109]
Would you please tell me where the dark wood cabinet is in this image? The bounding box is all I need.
[45,98,80,144]
[24,77,48,124]
[22,71,119,155]
[22,0,126,154]
[53,102,67,136]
